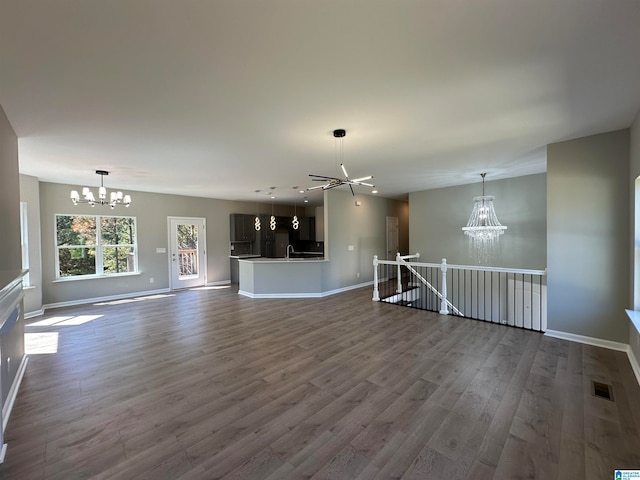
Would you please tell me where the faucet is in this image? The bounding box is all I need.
[286,244,294,259]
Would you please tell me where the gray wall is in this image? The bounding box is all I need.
[409,174,547,269]
[39,181,295,306]
[548,129,630,343]
[629,112,640,360]
[0,104,26,407]
[19,174,43,314]
[324,189,408,291]
[0,105,21,271]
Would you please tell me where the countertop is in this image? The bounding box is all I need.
[238,257,327,263]
[229,255,261,259]
[0,269,27,298]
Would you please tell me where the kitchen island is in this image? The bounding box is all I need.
[238,257,328,298]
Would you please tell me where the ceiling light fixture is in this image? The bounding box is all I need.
[308,129,375,196]
[254,190,261,231]
[292,187,299,230]
[462,173,507,262]
[269,187,276,230]
[70,170,131,208]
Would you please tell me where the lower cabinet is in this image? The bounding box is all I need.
[230,258,239,284]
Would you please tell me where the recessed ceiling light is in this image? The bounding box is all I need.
[372,189,378,194]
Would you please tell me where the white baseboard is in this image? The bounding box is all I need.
[628,345,640,387]
[24,308,45,319]
[320,281,374,297]
[42,288,172,311]
[239,281,373,299]
[2,355,28,432]
[239,291,322,299]
[545,329,640,387]
[207,279,231,286]
[544,329,629,352]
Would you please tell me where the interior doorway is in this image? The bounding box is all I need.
[168,217,207,290]
[386,216,399,260]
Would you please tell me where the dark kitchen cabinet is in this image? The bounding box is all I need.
[260,214,275,257]
[230,214,255,242]
[230,257,239,284]
[291,216,315,241]
[298,216,315,241]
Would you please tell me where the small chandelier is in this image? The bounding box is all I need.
[291,187,299,230]
[254,190,261,231]
[70,170,132,208]
[462,173,506,261]
[269,187,276,231]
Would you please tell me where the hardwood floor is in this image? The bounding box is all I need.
[2,286,640,479]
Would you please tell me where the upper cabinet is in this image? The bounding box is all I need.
[229,214,256,242]
[295,216,315,241]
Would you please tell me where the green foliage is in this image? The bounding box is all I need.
[56,215,96,246]
[58,248,96,276]
[177,224,197,250]
[103,247,135,274]
[101,217,136,245]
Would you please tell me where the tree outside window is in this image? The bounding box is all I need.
[56,214,137,278]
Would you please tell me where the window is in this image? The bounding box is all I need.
[20,202,30,286]
[55,214,138,279]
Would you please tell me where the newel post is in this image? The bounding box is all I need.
[396,252,402,293]
[372,255,380,301]
[439,258,449,315]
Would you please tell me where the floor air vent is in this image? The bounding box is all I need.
[592,381,614,401]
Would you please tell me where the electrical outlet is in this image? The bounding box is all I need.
[356,272,360,278]
[150,277,154,284]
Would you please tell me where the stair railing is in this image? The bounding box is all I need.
[373,254,547,331]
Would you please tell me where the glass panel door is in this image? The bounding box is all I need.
[169,217,206,289]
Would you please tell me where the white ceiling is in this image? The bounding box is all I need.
[1,0,640,204]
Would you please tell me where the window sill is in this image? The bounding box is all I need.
[53,272,141,283]
[23,285,37,290]
[626,310,640,337]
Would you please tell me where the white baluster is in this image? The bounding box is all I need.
[439,258,449,315]
[396,252,402,294]
[372,255,380,301]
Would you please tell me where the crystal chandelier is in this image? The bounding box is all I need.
[462,173,507,261]
[70,170,131,208]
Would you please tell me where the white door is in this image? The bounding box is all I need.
[386,216,399,260]
[169,217,207,289]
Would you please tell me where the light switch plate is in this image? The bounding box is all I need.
[348,245,354,251]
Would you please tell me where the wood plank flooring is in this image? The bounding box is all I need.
[2,286,640,479]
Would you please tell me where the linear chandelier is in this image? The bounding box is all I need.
[462,173,506,261]
[308,129,375,196]
[70,170,132,208]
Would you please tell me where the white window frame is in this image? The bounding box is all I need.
[20,202,30,286]
[55,213,139,280]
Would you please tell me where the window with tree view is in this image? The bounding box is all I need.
[56,214,138,278]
